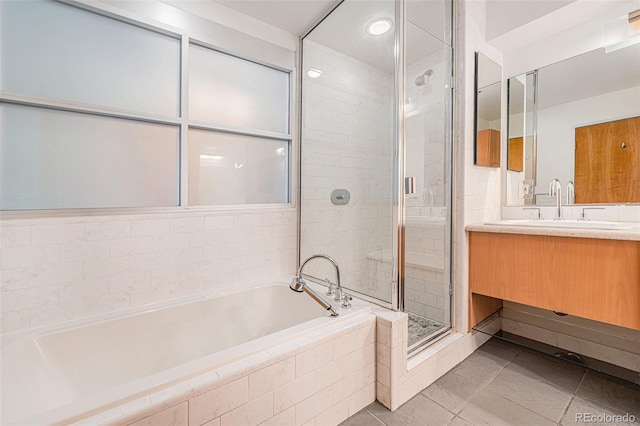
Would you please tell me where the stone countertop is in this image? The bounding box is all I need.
[466,223,640,241]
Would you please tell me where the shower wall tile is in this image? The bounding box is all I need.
[300,40,394,301]
[0,209,296,334]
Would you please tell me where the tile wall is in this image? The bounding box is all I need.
[300,40,394,301]
[0,209,296,334]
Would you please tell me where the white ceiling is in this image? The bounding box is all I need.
[216,0,334,36]
[212,0,640,104]
[485,0,577,41]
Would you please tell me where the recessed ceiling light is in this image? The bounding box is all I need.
[307,68,323,78]
[366,18,393,36]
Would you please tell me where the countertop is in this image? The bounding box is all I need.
[466,223,640,241]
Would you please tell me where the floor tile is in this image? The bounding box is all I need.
[448,350,509,384]
[420,370,487,414]
[577,370,640,418]
[561,396,640,425]
[338,409,384,426]
[475,338,522,364]
[449,415,475,426]
[484,364,573,422]
[506,350,586,393]
[367,395,455,426]
[458,391,556,426]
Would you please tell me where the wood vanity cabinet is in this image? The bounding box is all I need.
[469,232,640,331]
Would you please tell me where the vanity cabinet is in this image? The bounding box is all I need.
[469,231,640,331]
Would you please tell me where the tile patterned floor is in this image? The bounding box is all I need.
[407,313,444,347]
[341,338,640,426]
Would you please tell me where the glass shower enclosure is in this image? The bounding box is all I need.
[299,0,453,353]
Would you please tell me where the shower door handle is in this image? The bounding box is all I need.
[405,177,416,195]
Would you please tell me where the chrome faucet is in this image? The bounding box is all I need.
[290,254,342,316]
[566,180,574,205]
[549,178,562,220]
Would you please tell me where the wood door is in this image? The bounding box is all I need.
[575,116,640,203]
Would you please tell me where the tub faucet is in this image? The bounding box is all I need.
[549,178,562,220]
[290,254,341,317]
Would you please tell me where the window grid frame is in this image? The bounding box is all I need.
[0,0,294,213]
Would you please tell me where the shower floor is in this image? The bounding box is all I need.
[407,313,444,347]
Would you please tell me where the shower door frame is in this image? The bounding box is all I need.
[296,0,455,340]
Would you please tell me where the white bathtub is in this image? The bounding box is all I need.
[1,283,374,425]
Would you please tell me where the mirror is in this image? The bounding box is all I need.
[474,52,502,167]
[506,43,640,205]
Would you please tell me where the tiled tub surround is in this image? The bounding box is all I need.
[2,283,376,425]
[0,209,296,334]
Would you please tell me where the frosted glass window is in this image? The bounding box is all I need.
[188,129,288,205]
[0,104,179,210]
[0,0,180,117]
[189,44,289,133]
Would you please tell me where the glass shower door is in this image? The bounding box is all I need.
[403,16,453,350]
[299,0,396,306]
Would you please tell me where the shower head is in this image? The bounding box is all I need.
[415,69,433,86]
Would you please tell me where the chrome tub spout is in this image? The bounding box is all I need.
[290,254,342,316]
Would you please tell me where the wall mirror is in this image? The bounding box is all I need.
[506,43,640,205]
[474,52,502,167]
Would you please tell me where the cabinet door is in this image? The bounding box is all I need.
[476,129,500,168]
[508,137,523,172]
[469,232,640,330]
[575,116,639,203]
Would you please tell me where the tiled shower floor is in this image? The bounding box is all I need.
[341,338,640,425]
[407,313,444,347]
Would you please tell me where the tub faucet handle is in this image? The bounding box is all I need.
[325,278,334,296]
[341,293,352,308]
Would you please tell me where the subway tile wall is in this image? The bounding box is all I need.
[0,209,296,334]
[300,40,394,300]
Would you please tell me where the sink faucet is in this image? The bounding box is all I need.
[566,180,574,205]
[549,178,562,220]
[290,254,341,316]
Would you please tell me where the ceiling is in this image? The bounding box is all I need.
[216,0,334,36]
[216,0,577,40]
[214,0,579,72]
[213,0,640,103]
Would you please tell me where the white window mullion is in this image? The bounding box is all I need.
[180,36,190,208]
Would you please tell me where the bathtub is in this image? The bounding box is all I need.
[1,283,376,425]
